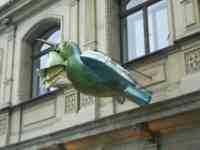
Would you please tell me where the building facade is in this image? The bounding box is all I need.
[0,0,200,149]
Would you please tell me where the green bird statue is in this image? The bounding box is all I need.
[36,40,152,106]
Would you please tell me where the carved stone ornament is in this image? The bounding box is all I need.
[80,93,95,108]
[65,90,78,113]
[185,49,200,74]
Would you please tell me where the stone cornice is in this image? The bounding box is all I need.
[0,0,60,28]
[0,0,16,13]
[1,90,200,150]
[0,0,32,20]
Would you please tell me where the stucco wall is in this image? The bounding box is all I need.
[0,0,200,149]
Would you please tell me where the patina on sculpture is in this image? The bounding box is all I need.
[36,39,152,106]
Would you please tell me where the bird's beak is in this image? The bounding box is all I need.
[36,38,57,47]
[37,65,69,89]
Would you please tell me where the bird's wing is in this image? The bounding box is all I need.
[81,50,135,84]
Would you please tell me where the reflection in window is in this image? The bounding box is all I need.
[127,11,145,60]
[121,0,169,62]
[148,0,169,52]
[32,29,61,97]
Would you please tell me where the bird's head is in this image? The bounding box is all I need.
[35,39,69,89]
[35,39,80,89]
[61,41,81,60]
[35,38,60,56]
[36,39,81,60]
[36,51,69,89]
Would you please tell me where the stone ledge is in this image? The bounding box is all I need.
[1,90,200,150]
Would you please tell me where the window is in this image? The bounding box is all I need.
[121,0,169,62]
[32,28,61,97]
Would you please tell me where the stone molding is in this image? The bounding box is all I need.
[64,89,95,113]
[64,89,79,113]
[130,63,166,87]
[0,112,8,136]
[69,0,79,43]
[80,93,95,108]
[105,0,112,51]
[84,0,96,50]
[22,99,57,128]
[180,0,197,28]
[104,0,120,61]
[0,48,3,87]
[1,90,200,150]
[0,0,60,28]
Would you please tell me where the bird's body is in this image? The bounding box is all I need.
[67,52,123,97]
[37,41,152,106]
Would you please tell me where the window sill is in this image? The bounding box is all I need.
[0,85,73,112]
[13,88,64,109]
[122,45,175,68]
[0,102,11,111]
[123,30,200,68]
[13,83,74,109]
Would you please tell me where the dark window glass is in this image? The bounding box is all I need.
[121,0,169,62]
[32,29,61,97]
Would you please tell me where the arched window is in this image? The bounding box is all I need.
[32,28,61,97]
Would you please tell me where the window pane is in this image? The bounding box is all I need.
[126,10,145,60]
[48,30,61,43]
[32,29,61,97]
[148,0,169,52]
[40,31,61,69]
[39,30,61,95]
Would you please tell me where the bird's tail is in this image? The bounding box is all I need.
[124,85,152,106]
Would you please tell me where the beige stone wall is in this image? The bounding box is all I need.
[172,0,200,39]
[0,0,9,7]
[0,0,200,149]
[0,0,108,146]
[0,27,16,107]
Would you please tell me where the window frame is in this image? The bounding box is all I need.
[31,26,60,98]
[120,0,169,62]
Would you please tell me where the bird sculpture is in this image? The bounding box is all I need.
[36,40,152,106]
